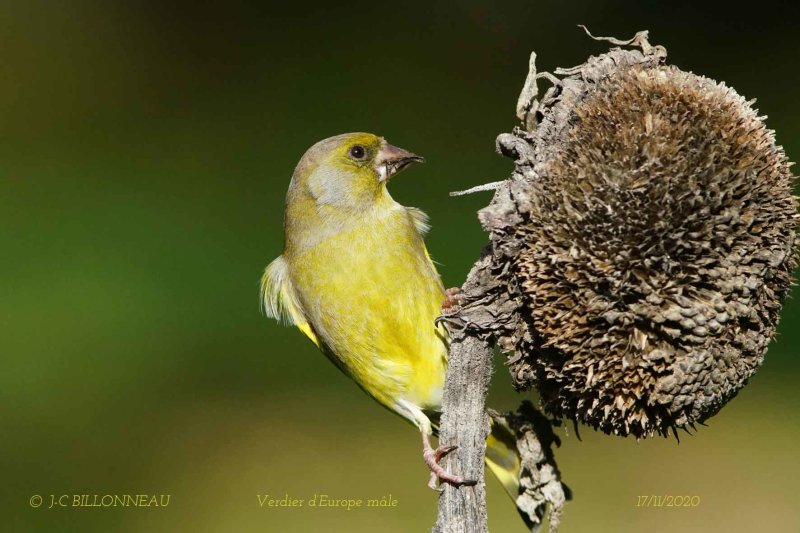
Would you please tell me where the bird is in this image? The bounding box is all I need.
[261,132,520,495]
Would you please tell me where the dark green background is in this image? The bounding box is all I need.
[2,1,799,531]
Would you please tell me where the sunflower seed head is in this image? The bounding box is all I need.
[473,41,798,438]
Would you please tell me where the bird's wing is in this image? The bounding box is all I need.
[406,205,450,351]
[261,255,320,347]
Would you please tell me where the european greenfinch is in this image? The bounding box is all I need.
[261,132,519,495]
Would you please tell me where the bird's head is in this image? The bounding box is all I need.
[289,132,424,212]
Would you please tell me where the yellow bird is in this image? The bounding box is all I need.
[261,132,520,495]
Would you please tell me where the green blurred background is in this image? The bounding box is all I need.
[2,1,799,531]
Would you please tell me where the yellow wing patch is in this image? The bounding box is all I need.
[261,256,320,347]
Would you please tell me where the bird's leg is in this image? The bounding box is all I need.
[421,431,469,490]
[440,287,465,316]
[395,399,474,490]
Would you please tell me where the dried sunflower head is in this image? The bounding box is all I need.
[479,40,798,438]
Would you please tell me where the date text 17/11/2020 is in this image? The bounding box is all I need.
[636,495,700,508]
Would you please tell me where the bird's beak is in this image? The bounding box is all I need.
[375,143,424,182]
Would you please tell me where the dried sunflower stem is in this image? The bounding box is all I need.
[433,252,569,533]
[433,257,493,533]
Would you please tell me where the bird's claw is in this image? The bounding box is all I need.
[424,444,462,489]
[440,287,465,316]
[422,439,477,490]
[434,315,459,328]
[436,288,466,331]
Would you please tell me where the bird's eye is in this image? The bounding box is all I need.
[349,145,366,159]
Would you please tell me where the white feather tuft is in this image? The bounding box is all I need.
[260,256,298,325]
[406,207,431,236]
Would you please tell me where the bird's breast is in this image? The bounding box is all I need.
[287,208,447,409]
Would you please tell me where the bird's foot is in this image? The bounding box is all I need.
[440,287,464,316]
[422,432,475,490]
[435,287,466,330]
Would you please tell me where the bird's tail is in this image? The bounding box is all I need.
[485,415,521,501]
